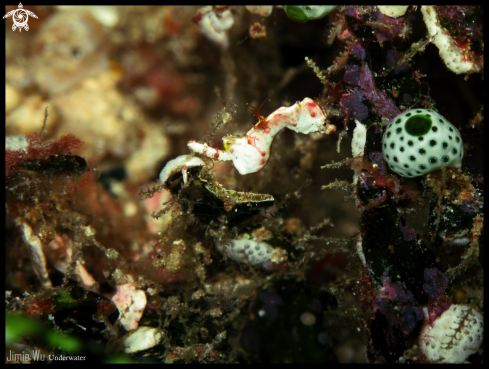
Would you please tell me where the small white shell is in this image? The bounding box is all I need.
[159,154,206,184]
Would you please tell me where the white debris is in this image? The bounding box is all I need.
[421,6,481,74]
[351,120,367,158]
[422,306,430,321]
[19,221,52,287]
[126,124,170,183]
[112,283,147,331]
[159,154,206,185]
[188,98,335,175]
[355,233,366,267]
[45,234,97,289]
[75,260,97,289]
[377,6,409,18]
[197,7,235,48]
[420,304,483,363]
[123,326,162,354]
[245,5,273,17]
[351,119,367,184]
[270,247,288,265]
[86,6,119,27]
[57,6,119,27]
[6,83,21,113]
[300,312,317,326]
[6,135,28,151]
[443,236,471,247]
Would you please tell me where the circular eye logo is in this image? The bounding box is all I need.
[3,3,38,32]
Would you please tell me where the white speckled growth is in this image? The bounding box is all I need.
[382,109,463,177]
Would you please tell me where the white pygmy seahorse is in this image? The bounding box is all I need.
[188,98,336,175]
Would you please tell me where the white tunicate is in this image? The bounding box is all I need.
[216,238,285,269]
[382,109,463,178]
[419,305,483,363]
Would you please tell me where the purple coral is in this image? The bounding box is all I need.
[340,43,400,123]
[373,12,404,43]
[423,267,448,301]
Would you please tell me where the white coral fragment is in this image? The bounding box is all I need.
[420,304,483,363]
[421,6,481,74]
[189,98,335,175]
[123,326,162,354]
[112,283,147,331]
